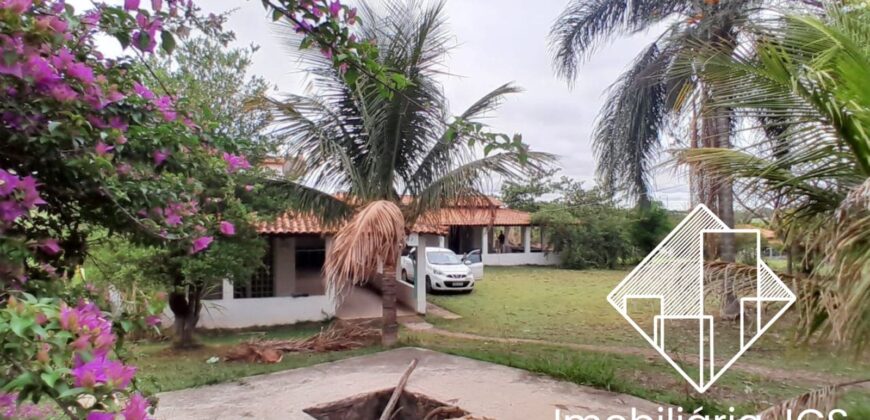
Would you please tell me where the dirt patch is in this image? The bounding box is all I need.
[304,388,469,420]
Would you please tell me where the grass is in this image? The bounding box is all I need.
[129,322,381,394]
[400,332,810,415]
[129,266,868,416]
[428,266,870,378]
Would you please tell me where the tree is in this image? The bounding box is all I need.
[675,3,870,348]
[139,34,278,348]
[267,0,552,345]
[547,0,819,315]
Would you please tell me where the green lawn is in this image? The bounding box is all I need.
[130,322,382,394]
[129,266,868,416]
[428,266,870,378]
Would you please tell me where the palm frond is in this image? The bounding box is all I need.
[323,201,405,299]
[757,380,869,420]
[548,0,688,82]
[408,151,556,221]
[258,179,353,225]
[594,41,670,205]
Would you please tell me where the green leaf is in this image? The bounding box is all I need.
[10,316,34,337]
[136,32,152,52]
[161,31,176,55]
[272,8,284,22]
[57,387,87,399]
[2,372,34,391]
[40,372,60,388]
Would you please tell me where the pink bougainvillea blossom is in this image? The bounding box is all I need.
[145,315,161,327]
[0,0,32,14]
[95,142,114,156]
[153,149,169,166]
[122,393,151,420]
[219,220,235,236]
[222,152,251,173]
[86,412,115,420]
[189,235,213,254]
[124,0,140,11]
[39,238,62,255]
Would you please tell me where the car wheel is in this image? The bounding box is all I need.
[425,275,433,293]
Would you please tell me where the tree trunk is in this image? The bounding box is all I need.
[169,285,202,349]
[381,271,398,346]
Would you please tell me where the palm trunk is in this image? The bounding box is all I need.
[381,271,398,346]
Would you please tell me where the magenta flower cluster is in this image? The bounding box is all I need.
[59,300,151,419]
[0,169,45,229]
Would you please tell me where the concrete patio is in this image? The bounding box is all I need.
[155,347,662,419]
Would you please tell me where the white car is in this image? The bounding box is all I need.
[401,247,475,293]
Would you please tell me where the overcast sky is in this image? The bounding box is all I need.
[83,0,692,209]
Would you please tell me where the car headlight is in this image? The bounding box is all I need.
[433,269,444,276]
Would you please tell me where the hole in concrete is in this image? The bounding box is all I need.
[303,388,469,420]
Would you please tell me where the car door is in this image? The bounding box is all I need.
[464,249,484,280]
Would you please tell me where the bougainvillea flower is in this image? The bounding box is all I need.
[71,358,108,388]
[86,412,115,420]
[151,0,162,12]
[59,304,79,330]
[189,236,213,254]
[124,0,140,10]
[219,221,235,236]
[67,62,95,84]
[132,82,155,100]
[95,142,114,156]
[122,393,150,420]
[0,169,19,195]
[0,0,32,14]
[329,0,341,17]
[145,315,161,327]
[48,83,78,102]
[39,238,62,255]
[221,152,251,173]
[152,149,169,166]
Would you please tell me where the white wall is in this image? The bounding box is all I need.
[194,294,335,329]
[482,252,560,266]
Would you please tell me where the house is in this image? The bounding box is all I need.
[196,196,557,329]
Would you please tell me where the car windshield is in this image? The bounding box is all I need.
[427,251,462,265]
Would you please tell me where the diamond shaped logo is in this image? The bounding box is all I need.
[607,205,796,393]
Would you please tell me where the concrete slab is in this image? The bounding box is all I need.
[336,286,415,320]
[156,348,662,419]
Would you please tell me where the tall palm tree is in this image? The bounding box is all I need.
[268,0,553,345]
[676,3,870,348]
[548,0,818,316]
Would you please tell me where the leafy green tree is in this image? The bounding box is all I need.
[267,0,552,345]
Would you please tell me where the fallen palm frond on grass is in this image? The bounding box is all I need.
[757,379,869,420]
[223,322,381,363]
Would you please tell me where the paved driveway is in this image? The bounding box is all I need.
[156,347,662,419]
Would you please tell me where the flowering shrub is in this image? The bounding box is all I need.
[1,293,155,419]
[1,0,384,417]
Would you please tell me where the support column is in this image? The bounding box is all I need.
[481,227,488,255]
[221,279,233,300]
[415,240,427,315]
[523,226,531,253]
[438,236,445,248]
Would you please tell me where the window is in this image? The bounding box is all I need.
[465,251,481,264]
[235,238,274,298]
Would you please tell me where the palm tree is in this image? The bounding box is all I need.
[268,0,553,345]
[676,3,870,348]
[548,0,819,316]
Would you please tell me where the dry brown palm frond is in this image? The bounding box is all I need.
[756,380,870,420]
[324,200,405,300]
[224,322,380,363]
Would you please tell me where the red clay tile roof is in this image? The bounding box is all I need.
[257,212,448,235]
[426,207,531,226]
[256,196,529,235]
